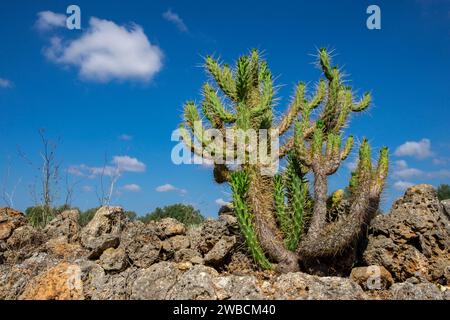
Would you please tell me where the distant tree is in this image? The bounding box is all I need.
[437,184,450,201]
[19,129,61,228]
[25,205,73,228]
[139,204,205,226]
[1,155,22,208]
[125,210,137,221]
[78,207,98,226]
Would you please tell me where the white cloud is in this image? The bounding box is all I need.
[394,160,408,170]
[155,183,186,195]
[82,185,94,193]
[35,11,66,31]
[162,9,188,32]
[395,168,423,178]
[68,155,146,178]
[394,139,433,159]
[122,184,141,192]
[112,156,146,172]
[156,184,175,192]
[392,158,450,180]
[428,169,450,179]
[88,165,120,177]
[118,134,133,141]
[394,180,414,191]
[345,160,358,171]
[67,165,85,176]
[0,78,12,88]
[69,164,118,178]
[215,198,230,206]
[44,17,163,82]
[432,157,448,166]
[393,168,424,179]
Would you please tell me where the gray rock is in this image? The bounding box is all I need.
[81,260,138,300]
[161,235,190,257]
[204,235,236,266]
[87,235,120,260]
[167,265,219,300]
[4,225,46,263]
[99,247,128,272]
[154,218,186,239]
[131,261,181,299]
[0,208,27,240]
[174,248,202,263]
[193,214,239,254]
[364,185,450,284]
[390,278,443,300]
[218,204,234,216]
[44,209,81,243]
[0,252,58,299]
[443,289,450,300]
[119,221,161,268]
[80,206,125,259]
[212,275,264,300]
[272,272,366,300]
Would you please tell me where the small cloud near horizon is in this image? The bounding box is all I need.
[155,183,187,195]
[122,184,141,192]
[394,138,433,159]
[215,198,229,206]
[393,180,414,191]
[119,134,133,141]
[81,185,94,193]
[0,78,13,88]
[68,155,146,178]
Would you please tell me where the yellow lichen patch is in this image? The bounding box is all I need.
[20,262,83,300]
[176,261,193,271]
[45,237,84,259]
[331,189,344,206]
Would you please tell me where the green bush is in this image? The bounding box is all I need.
[139,204,205,226]
[437,184,450,201]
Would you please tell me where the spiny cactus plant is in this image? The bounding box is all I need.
[179,49,388,273]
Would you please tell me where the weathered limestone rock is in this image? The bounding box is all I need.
[45,236,84,259]
[389,276,444,300]
[364,185,450,284]
[212,275,264,300]
[154,218,186,239]
[44,209,81,243]
[99,247,128,272]
[272,272,366,300]
[80,206,125,259]
[0,208,27,240]
[19,262,83,300]
[166,265,219,300]
[131,261,181,299]
[119,221,161,268]
[204,235,236,267]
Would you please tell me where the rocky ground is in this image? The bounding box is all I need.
[0,184,449,300]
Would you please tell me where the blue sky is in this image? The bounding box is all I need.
[0,0,449,217]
